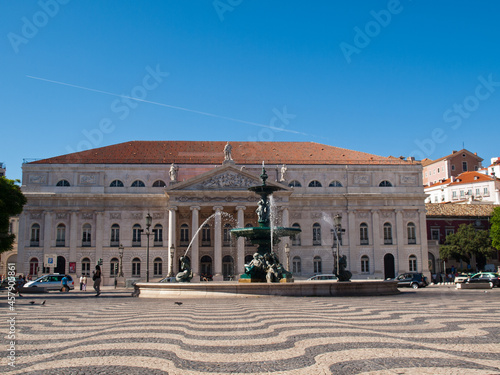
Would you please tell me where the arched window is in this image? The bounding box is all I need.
[131,180,145,187]
[110,180,124,187]
[313,256,322,274]
[29,257,39,276]
[154,257,163,276]
[110,224,120,247]
[361,255,369,273]
[56,224,66,247]
[291,223,301,246]
[222,255,234,280]
[407,222,416,244]
[153,224,163,246]
[360,223,369,245]
[379,180,393,187]
[132,224,142,246]
[82,224,91,247]
[223,223,232,246]
[30,223,40,246]
[110,257,119,277]
[81,257,91,276]
[409,255,417,272]
[56,179,70,187]
[329,180,343,187]
[292,256,301,274]
[308,180,322,187]
[383,223,393,245]
[288,180,302,188]
[201,224,211,246]
[132,258,141,277]
[200,255,212,277]
[180,224,189,246]
[152,180,166,187]
[312,223,321,246]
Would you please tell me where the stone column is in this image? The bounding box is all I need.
[43,211,53,272]
[69,211,78,269]
[95,212,104,268]
[371,210,380,276]
[418,208,429,274]
[395,209,404,274]
[347,210,356,272]
[236,206,246,275]
[281,206,290,265]
[213,206,223,280]
[167,206,177,276]
[190,206,200,277]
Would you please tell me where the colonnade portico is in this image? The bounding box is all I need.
[167,204,260,280]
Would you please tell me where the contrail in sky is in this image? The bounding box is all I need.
[26,75,310,136]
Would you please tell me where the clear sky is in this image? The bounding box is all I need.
[2,1,500,181]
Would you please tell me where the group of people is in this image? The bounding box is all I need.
[73,265,102,296]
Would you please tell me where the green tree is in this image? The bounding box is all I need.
[490,206,500,249]
[0,177,27,254]
[439,224,495,269]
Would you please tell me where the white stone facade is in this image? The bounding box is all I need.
[17,143,429,285]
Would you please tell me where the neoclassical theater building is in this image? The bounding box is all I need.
[18,141,429,285]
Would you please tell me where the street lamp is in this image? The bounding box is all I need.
[284,243,290,271]
[169,244,175,277]
[118,243,124,277]
[145,213,152,282]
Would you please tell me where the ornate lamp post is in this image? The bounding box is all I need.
[169,244,175,277]
[118,243,124,277]
[145,213,152,282]
[284,243,290,272]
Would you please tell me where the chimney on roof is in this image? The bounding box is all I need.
[474,152,477,156]
[452,150,457,153]
[450,176,455,182]
[407,156,415,162]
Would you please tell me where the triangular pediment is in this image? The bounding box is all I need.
[166,164,289,192]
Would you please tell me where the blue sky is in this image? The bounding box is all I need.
[2,1,500,181]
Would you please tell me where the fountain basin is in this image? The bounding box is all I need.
[134,280,400,298]
[230,226,301,245]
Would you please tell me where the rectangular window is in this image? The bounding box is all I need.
[409,257,417,272]
[462,161,468,171]
[452,191,457,199]
[360,226,369,245]
[451,165,455,171]
[460,190,465,198]
[476,188,480,196]
[431,228,440,241]
[484,187,489,195]
[445,228,454,237]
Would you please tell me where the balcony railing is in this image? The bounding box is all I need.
[30,241,39,247]
[132,240,141,247]
[110,241,120,247]
[56,240,65,247]
[82,241,91,247]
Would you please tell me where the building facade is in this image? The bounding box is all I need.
[422,149,483,186]
[17,141,429,285]
[426,203,500,274]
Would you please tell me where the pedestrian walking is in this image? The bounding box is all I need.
[61,275,70,292]
[82,275,87,291]
[79,275,84,290]
[93,265,102,296]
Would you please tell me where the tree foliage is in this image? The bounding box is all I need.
[0,177,27,254]
[439,224,495,266]
[490,206,500,250]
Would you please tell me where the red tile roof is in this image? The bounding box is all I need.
[29,141,417,166]
[427,171,496,188]
[426,203,497,217]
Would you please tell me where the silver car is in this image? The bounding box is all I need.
[24,274,74,291]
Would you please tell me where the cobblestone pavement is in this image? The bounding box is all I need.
[2,286,500,375]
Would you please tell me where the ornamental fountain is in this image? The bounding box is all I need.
[230,163,300,283]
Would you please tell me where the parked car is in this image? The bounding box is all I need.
[23,274,74,291]
[306,274,338,281]
[396,273,428,289]
[466,272,500,287]
[453,274,470,284]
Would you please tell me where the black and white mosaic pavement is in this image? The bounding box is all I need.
[2,287,500,374]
